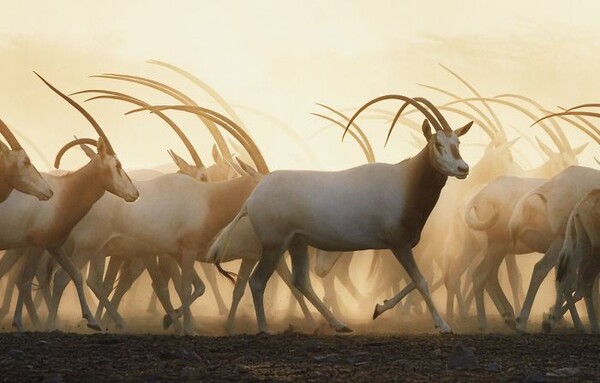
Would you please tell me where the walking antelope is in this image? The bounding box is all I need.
[0,73,138,331]
[0,119,53,202]
[544,189,600,333]
[211,95,472,334]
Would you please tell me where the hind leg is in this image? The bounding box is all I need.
[226,258,256,334]
[288,238,349,332]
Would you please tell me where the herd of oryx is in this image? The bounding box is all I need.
[0,62,598,337]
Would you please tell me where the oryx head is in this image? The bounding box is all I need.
[0,119,53,200]
[421,118,472,179]
[55,137,139,202]
[36,72,139,203]
[345,95,473,179]
[535,136,587,176]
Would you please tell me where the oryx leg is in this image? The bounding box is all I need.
[200,262,228,316]
[249,244,287,335]
[46,246,101,331]
[274,257,315,325]
[373,281,416,319]
[226,258,257,334]
[163,267,206,329]
[393,246,451,333]
[86,255,127,331]
[336,254,367,303]
[288,238,350,332]
[101,257,145,324]
[141,256,182,333]
[472,243,506,331]
[445,233,480,320]
[94,255,123,320]
[517,239,562,333]
[0,262,19,322]
[179,249,197,335]
[32,254,54,313]
[504,253,523,314]
[13,250,43,331]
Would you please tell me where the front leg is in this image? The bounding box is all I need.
[392,246,451,334]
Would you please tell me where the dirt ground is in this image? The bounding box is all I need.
[0,315,597,383]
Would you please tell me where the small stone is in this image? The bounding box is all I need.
[484,362,502,372]
[313,353,340,363]
[42,373,65,383]
[448,342,479,370]
[522,371,551,383]
[7,349,25,359]
[546,367,581,377]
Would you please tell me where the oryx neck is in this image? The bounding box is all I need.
[56,160,105,229]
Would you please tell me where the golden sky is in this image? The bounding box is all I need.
[0,0,598,171]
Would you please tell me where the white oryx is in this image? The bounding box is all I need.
[0,73,139,331]
[211,95,473,334]
[544,189,600,333]
[0,119,53,202]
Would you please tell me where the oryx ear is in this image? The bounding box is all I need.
[212,144,222,163]
[421,119,433,141]
[573,142,588,155]
[168,149,193,172]
[97,137,108,157]
[535,137,555,158]
[236,158,259,176]
[454,121,473,137]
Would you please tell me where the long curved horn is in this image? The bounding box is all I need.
[54,138,98,169]
[0,117,22,150]
[311,112,374,163]
[93,73,233,160]
[440,64,506,139]
[557,106,600,141]
[72,89,204,168]
[414,97,451,132]
[147,60,247,130]
[418,83,499,139]
[316,103,375,162]
[445,97,565,152]
[128,105,269,173]
[496,94,571,152]
[34,72,115,155]
[566,103,600,111]
[532,111,600,144]
[344,95,444,143]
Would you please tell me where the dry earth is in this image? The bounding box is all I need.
[0,316,597,382]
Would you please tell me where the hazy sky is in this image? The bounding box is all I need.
[0,1,598,171]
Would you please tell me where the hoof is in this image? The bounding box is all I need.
[335,326,353,333]
[258,329,277,336]
[373,304,384,320]
[437,325,453,335]
[541,319,553,334]
[163,315,173,329]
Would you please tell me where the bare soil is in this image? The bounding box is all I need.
[0,316,597,383]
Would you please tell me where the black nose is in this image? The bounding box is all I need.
[458,164,469,173]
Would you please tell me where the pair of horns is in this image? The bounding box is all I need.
[35,72,116,155]
[344,95,453,144]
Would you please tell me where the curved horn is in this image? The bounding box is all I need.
[566,103,600,111]
[344,95,444,143]
[418,83,499,140]
[557,106,600,141]
[440,64,506,139]
[531,111,600,144]
[72,89,204,168]
[93,73,233,160]
[34,72,115,155]
[128,105,269,173]
[496,94,571,152]
[0,118,22,150]
[315,103,375,162]
[54,138,98,169]
[414,97,451,132]
[444,97,565,152]
[311,112,374,163]
[147,60,247,130]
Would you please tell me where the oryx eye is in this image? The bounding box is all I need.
[23,158,31,166]
[115,161,122,170]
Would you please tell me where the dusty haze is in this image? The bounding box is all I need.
[0,1,599,333]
